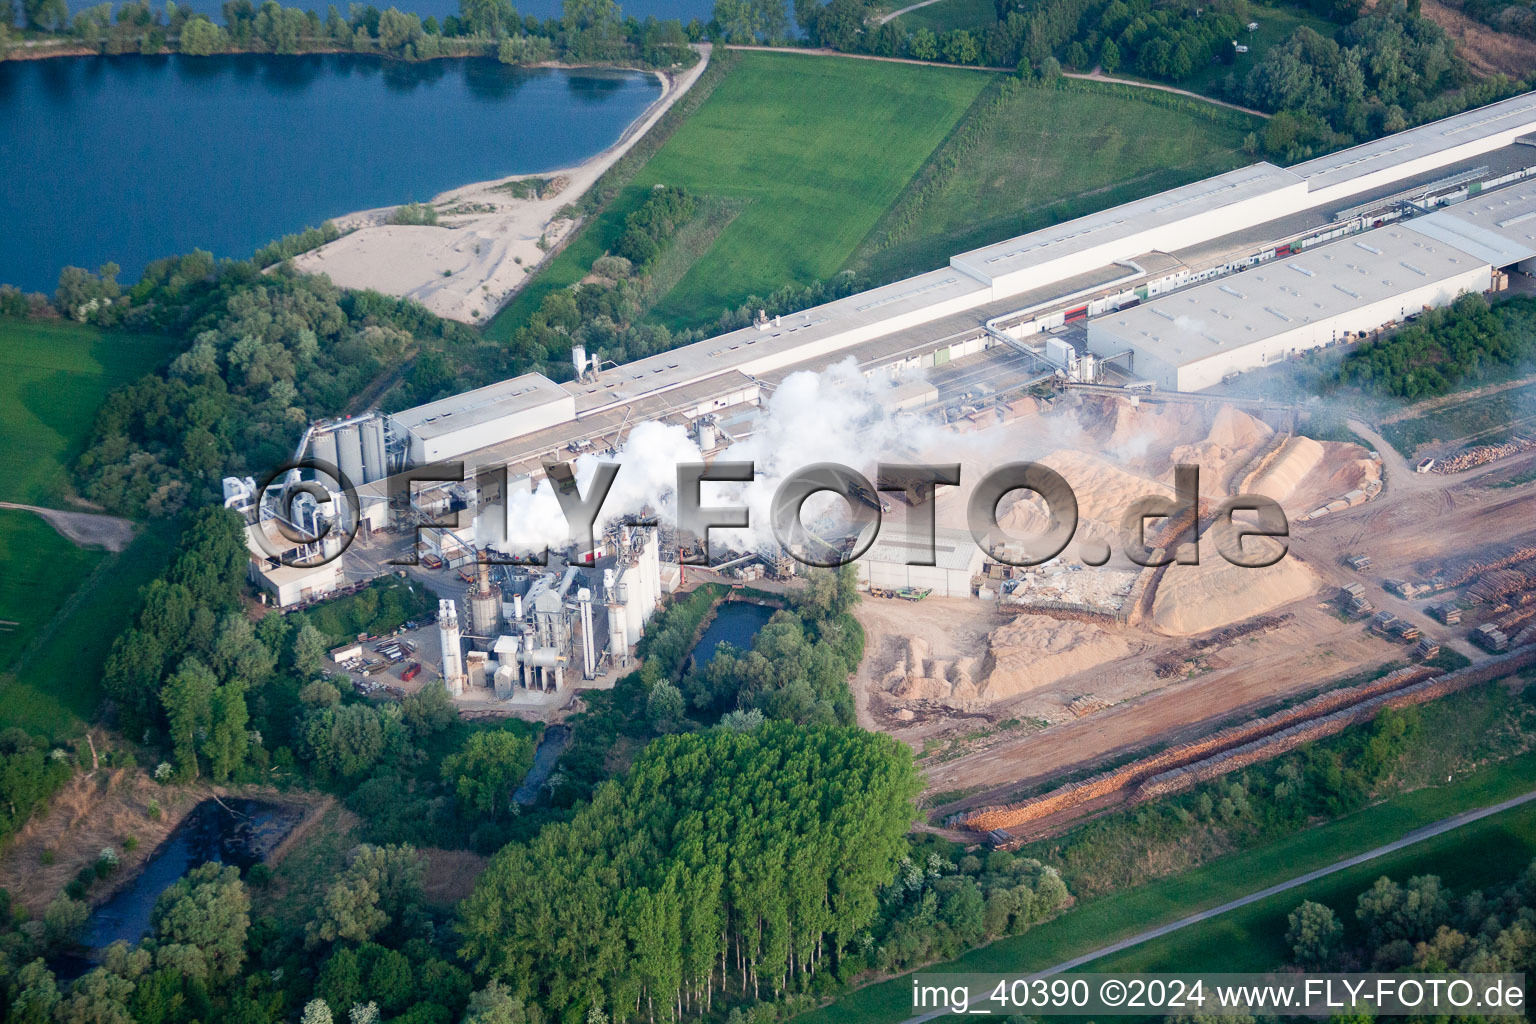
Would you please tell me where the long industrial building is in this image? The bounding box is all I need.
[263,89,1536,584]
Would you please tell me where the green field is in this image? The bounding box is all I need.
[0,319,177,506]
[489,51,994,334]
[852,81,1260,282]
[796,749,1536,1024]
[0,510,107,664]
[0,519,178,739]
[891,0,999,36]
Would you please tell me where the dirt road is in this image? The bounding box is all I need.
[0,502,136,551]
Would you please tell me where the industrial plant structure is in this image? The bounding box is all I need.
[245,90,1536,623]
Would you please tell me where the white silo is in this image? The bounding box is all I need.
[438,599,464,697]
[313,429,340,473]
[360,418,387,483]
[335,424,364,488]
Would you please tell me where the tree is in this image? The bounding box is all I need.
[294,622,328,676]
[1286,900,1343,967]
[462,981,541,1024]
[401,680,456,737]
[646,679,685,730]
[301,999,335,1024]
[150,862,250,980]
[460,0,515,36]
[179,15,228,52]
[306,844,424,947]
[162,658,216,780]
[909,26,937,59]
[24,0,68,30]
[941,28,979,64]
[1100,36,1120,72]
[442,730,536,820]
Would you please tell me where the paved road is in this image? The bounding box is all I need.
[896,786,1536,1023]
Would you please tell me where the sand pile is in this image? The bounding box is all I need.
[1248,436,1325,504]
[881,636,983,703]
[1170,406,1274,493]
[1150,533,1318,636]
[999,450,1173,541]
[977,614,1133,699]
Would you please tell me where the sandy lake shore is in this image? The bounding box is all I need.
[292,44,711,325]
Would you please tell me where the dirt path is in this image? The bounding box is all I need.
[899,785,1536,1021]
[723,46,1270,117]
[877,0,946,24]
[0,501,137,551]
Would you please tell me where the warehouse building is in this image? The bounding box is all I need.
[391,373,576,464]
[291,90,1536,509]
[856,527,985,599]
[1086,223,1495,391]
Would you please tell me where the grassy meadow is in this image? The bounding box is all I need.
[851,80,1261,282]
[489,51,995,335]
[890,0,1000,37]
[0,319,176,506]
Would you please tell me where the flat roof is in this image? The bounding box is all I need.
[861,526,983,571]
[1401,183,1536,267]
[1090,223,1488,368]
[949,163,1303,285]
[567,268,991,414]
[1289,90,1536,192]
[392,372,572,440]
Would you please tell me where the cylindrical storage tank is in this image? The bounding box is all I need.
[572,343,588,378]
[360,418,387,484]
[622,577,643,647]
[698,421,716,451]
[335,425,364,488]
[470,590,500,637]
[607,603,627,661]
[313,430,340,476]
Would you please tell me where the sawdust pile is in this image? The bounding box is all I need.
[999,450,1174,541]
[978,614,1134,698]
[1151,532,1318,636]
[878,614,1132,705]
[1248,436,1325,503]
[1169,405,1275,492]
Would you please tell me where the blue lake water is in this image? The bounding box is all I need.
[0,53,662,292]
[691,600,776,666]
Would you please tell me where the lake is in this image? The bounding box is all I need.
[0,53,662,293]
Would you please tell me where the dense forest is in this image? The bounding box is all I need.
[1335,293,1536,399]
[1,0,698,68]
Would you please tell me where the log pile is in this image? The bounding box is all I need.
[1433,436,1536,474]
[955,663,1434,834]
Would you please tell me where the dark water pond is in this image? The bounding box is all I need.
[0,53,661,292]
[514,723,570,804]
[61,798,303,971]
[690,600,776,667]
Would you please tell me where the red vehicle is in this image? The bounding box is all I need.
[401,662,421,682]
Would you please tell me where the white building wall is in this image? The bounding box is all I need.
[858,561,976,598]
[1099,263,1493,391]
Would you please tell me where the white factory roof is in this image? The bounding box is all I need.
[860,525,985,571]
[1290,90,1536,193]
[566,267,991,413]
[1090,223,1487,366]
[948,163,1303,285]
[392,372,573,440]
[1398,184,1536,267]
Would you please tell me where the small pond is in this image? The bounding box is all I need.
[62,798,303,972]
[689,601,777,669]
[514,724,571,805]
